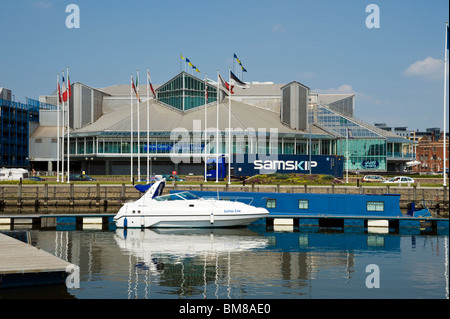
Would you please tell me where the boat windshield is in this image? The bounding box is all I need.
[154,191,199,201]
[176,192,200,200]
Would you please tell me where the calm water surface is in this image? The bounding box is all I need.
[1,225,448,299]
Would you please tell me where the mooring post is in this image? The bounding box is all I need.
[444,186,448,210]
[17,180,22,207]
[96,183,100,206]
[121,183,126,204]
[104,186,108,208]
[70,183,74,206]
[44,183,48,207]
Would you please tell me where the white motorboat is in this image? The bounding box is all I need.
[113,180,269,228]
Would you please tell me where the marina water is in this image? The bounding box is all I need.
[0,223,448,299]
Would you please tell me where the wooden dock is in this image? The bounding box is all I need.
[0,232,79,288]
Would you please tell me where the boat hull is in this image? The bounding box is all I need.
[114,199,269,228]
[115,214,266,228]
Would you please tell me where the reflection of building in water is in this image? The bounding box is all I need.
[29,229,357,298]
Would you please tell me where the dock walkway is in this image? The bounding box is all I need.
[0,232,79,288]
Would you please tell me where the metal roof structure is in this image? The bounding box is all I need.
[70,97,331,139]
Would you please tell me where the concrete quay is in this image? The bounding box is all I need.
[1,183,446,215]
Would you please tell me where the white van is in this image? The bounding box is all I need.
[0,168,29,181]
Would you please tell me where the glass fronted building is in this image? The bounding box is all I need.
[312,104,415,171]
[31,72,416,176]
[158,72,218,111]
[0,93,41,168]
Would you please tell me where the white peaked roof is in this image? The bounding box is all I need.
[72,98,330,137]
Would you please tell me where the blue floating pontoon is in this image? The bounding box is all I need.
[171,190,405,218]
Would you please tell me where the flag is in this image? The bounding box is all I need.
[183,57,200,72]
[57,81,62,103]
[62,76,68,102]
[131,75,137,95]
[68,75,72,98]
[131,74,140,101]
[181,54,185,60]
[135,74,141,102]
[219,73,234,94]
[207,78,217,85]
[147,69,156,97]
[234,53,241,64]
[347,128,353,139]
[234,53,247,72]
[230,71,250,89]
[205,78,208,102]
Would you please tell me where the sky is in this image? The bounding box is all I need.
[0,0,448,131]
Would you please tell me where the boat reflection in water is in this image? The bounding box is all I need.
[113,227,269,298]
[114,227,269,261]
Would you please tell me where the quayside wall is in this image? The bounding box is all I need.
[0,183,448,216]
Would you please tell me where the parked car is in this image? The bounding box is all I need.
[28,176,46,181]
[382,176,415,184]
[69,173,96,181]
[361,175,385,182]
[162,174,186,182]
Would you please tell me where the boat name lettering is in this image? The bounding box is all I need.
[224,209,241,213]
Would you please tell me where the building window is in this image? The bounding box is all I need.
[298,200,309,209]
[266,199,276,209]
[367,201,384,212]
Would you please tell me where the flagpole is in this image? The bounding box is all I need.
[137,70,141,182]
[204,74,208,183]
[216,70,219,183]
[66,67,70,183]
[61,71,65,183]
[346,128,349,184]
[56,73,60,182]
[228,67,231,185]
[130,73,134,182]
[147,67,150,184]
[309,104,312,175]
[233,56,235,77]
[443,21,448,187]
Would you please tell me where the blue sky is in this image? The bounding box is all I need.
[0,0,448,131]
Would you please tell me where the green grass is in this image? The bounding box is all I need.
[246,173,342,185]
[1,173,445,187]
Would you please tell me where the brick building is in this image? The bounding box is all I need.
[415,132,449,173]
